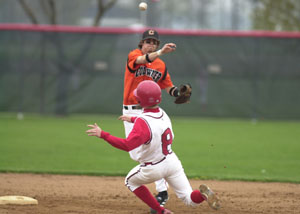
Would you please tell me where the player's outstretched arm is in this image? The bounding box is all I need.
[86,123,102,138]
[135,43,176,64]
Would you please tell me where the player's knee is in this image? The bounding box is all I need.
[124,176,139,192]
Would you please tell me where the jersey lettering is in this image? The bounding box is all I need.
[161,128,173,155]
[135,66,162,82]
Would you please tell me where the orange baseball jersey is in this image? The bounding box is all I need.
[123,49,174,105]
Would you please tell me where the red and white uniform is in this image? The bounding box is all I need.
[101,108,198,206]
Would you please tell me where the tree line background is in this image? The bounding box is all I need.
[0,0,299,31]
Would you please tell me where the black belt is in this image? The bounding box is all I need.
[141,157,166,167]
[124,105,142,110]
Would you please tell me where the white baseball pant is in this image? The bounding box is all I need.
[125,152,197,206]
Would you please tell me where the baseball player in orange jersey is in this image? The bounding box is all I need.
[86,81,221,214]
[122,29,183,211]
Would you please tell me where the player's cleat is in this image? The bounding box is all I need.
[199,184,221,210]
[156,191,169,207]
[150,191,169,214]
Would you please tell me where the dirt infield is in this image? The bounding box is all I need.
[0,173,299,214]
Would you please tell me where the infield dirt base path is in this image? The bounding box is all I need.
[0,173,299,214]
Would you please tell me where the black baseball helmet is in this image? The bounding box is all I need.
[142,29,159,41]
[138,29,160,48]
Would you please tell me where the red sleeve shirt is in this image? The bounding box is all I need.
[100,118,150,152]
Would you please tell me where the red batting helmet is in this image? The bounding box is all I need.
[134,80,161,107]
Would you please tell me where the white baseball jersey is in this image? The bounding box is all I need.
[132,108,174,164]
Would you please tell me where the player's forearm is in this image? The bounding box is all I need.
[100,131,131,152]
[100,131,145,152]
[135,50,162,64]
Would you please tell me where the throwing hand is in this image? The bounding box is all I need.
[86,123,102,138]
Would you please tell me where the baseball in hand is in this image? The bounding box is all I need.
[139,2,147,11]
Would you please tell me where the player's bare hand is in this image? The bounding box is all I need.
[161,43,176,54]
[118,115,132,122]
[86,123,102,138]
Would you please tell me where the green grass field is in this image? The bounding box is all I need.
[0,112,300,183]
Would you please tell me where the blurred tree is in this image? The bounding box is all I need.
[17,0,117,115]
[198,0,213,29]
[18,0,117,26]
[252,0,300,31]
[159,0,215,29]
[231,0,241,30]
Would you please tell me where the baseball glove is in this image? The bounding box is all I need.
[174,84,192,104]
